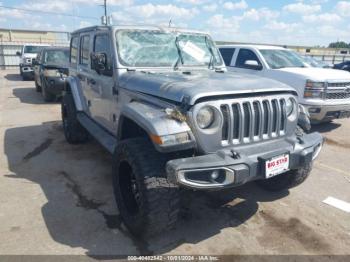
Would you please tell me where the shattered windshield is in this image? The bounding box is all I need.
[116,30,222,68]
[44,49,69,65]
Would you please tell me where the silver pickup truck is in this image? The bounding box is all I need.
[62,25,323,237]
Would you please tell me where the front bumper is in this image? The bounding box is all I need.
[166,132,323,189]
[20,64,34,76]
[43,76,66,96]
[303,103,350,122]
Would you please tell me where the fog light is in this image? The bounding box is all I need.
[211,170,219,180]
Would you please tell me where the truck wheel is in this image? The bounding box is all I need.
[42,80,55,102]
[256,162,312,192]
[61,93,89,144]
[112,138,180,237]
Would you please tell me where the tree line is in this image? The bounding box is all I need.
[328,41,350,48]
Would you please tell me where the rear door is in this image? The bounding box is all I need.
[89,32,115,131]
[77,33,94,116]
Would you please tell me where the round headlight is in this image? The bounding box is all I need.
[285,98,295,116]
[196,106,215,129]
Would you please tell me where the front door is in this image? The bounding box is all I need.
[231,48,264,76]
[89,32,116,132]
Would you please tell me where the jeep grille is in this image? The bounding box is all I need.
[220,98,287,145]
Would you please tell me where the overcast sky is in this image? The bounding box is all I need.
[0,0,349,46]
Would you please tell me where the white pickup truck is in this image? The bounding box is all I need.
[219,45,350,123]
[16,43,49,80]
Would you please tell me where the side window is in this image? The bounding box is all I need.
[70,36,78,64]
[80,35,90,66]
[236,49,261,68]
[219,48,235,66]
[93,34,113,75]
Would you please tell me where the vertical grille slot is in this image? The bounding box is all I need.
[262,101,269,135]
[232,104,240,139]
[280,99,286,132]
[271,100,278,133]
[243,103,250,138]
[220,105,229,141]
[253,102,260,136]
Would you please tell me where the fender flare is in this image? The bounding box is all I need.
[64,76,87,112]
[119,101,193,144]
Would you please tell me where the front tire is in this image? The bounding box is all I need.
[113,138,180,237]
[42,79,55,102]
[61,93,89,144]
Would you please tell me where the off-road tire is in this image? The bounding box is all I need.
[61,93,89,144]
[42,79,55,102]
[113,138,180,237]
[256,162,312,192]
[256,126,313,191]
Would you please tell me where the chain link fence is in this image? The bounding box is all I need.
[0,40,69,70]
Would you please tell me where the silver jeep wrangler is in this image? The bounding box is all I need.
[62,25,323,237]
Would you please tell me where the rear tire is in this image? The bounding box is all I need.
[61,93,89,144]
[113,138,180,237]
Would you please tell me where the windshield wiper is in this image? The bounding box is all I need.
[205,36,215,70]
[174,36,184,71]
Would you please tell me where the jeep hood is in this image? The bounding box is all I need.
[119,71,295,105]
[276,67,350,81]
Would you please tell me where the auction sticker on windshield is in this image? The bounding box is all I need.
[181,41,206,62]
[265,154,289,179]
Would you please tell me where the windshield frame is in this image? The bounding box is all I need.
[260,49,307,69]
[115,29,224,70]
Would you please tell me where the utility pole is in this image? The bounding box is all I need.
[104,0,107,20]
[100,0,107,25]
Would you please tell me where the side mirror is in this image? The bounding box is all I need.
[91,52,107,73]
[16,51,21,56]
[244,60,263,70]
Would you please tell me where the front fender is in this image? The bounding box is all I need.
[120,102,195,152]
[65,76,88,112]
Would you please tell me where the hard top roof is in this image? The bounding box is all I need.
[71,25,209,35]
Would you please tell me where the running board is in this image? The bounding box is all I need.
[77,112,116,154]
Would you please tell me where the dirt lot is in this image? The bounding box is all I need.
[0,69,350,257]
